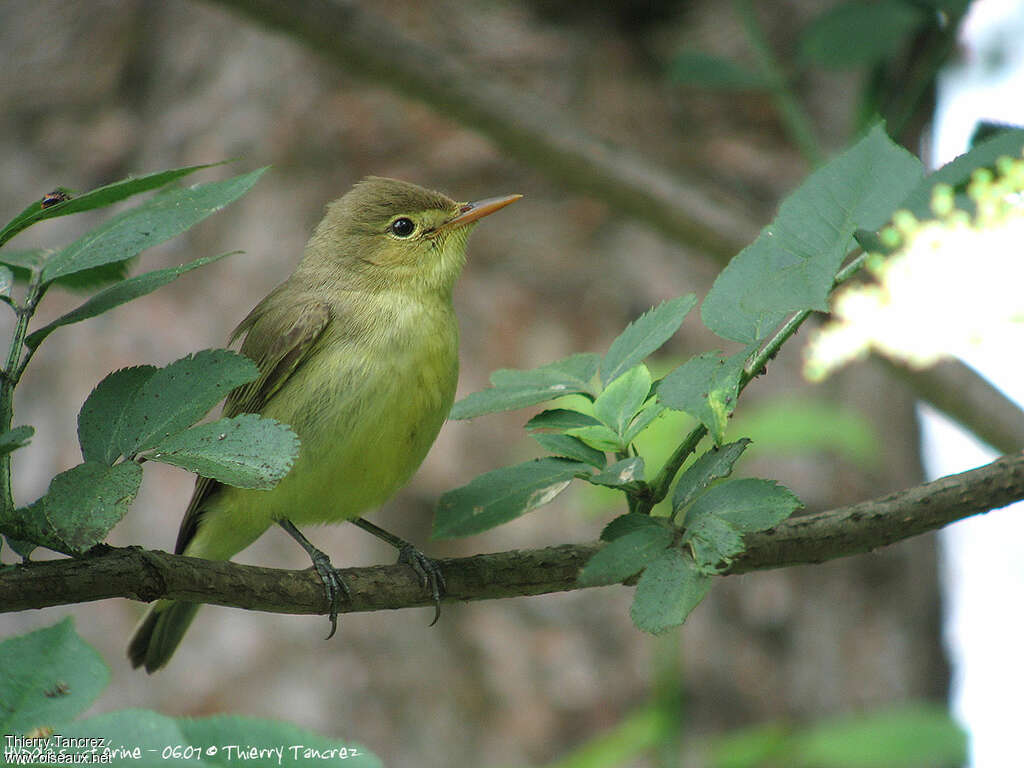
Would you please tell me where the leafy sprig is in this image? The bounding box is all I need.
[0,164,298,558]
[435,124,1024,634]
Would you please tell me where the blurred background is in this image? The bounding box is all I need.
[1,0,1014,766]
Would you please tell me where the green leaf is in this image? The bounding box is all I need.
[623,400,665,444]
[450,353,600,420]
[601,295,697,385]
[18,461,142,555]
[525,408,602,431]
[672,439,751,515]
[579,526,673,587]
[630,548,712,634]
[452,385,577,420]
[0,162,223,248]
[601,512,668,541]
[800,1,927,70]
[791,703,967,767]
[0,266,12,297]
[143,414,299,489]
[684,515,746,573]
[594,364,652,435]
[0,425,33,457]
[702,124,924,344]
[531,432,606,468]
[585,457,646,490]
[0,248,49,273]
[0,618,109,735]
[40,168,266,285]
[117,350,258,458]
[26,252,236,349]
[433,458,588,538]
[77,365,158,464]
[566,424,627,453]
[670,51,769,90]
[490,353,599,390]
[658,351,746,444]
[685,477,801,533]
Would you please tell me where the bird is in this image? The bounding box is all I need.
[128,176,521,672]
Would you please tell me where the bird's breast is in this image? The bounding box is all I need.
[256,297,459,525]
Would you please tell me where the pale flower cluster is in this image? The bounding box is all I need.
[804,153,1024,382]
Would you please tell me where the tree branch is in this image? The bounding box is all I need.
[4,451,1022,615]
[881,357,1024,454]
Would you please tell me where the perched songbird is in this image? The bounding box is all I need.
[128,177,521,672]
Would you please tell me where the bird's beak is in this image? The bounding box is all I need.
[439,194,522,231]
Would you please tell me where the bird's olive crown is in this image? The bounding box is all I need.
[327,176,460,240]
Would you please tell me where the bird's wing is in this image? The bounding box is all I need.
[174,292,333,554]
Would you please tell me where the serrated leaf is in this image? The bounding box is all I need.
[490,353,599,391]
[800,1,926,70]
[77,365,158,464]
[594,364,652,436]
[451,385,576,420]
[685,477,801,533]
[585,457,646,490]
[451,354,600,419]
[525,408,602,431]
[0,162,224,248]
[684,515,746,573]
[658,351,746,443]
[566,424,627,453]
[623,400,665,444]
[26,252,236,349]
[0,618,109,735]
[433,457,589,538]
[630,548,712,634]
[601,512,667,542]
[673,439,751,516]
[702,124,924,344]
[601,295,697,385]
[531,432,606,468]
[670,52,769,90]
[0,425,33,457]
[143,414,299,489]
[579,526,673,587]
[17,461,142,555]
[117,350,258,457]
[40,168,266,284]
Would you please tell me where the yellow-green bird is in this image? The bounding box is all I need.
[128,177,521,672]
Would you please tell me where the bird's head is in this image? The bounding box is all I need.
[303,176,521,296]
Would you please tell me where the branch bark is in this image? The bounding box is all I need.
[4,451,1022,615]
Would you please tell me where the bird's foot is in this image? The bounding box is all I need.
[308,547,351,640]
[397,544,446,627]
[278,519,350,639]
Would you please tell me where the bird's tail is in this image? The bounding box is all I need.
[127,600,202,673]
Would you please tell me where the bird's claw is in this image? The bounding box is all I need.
[398,544,446,626]
[309,548,350,640]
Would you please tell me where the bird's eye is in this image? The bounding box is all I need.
[389,217,416,237]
